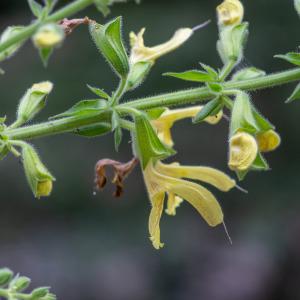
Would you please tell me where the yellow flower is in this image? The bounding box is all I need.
[143,160,236,249]
[217,0,244,26]
[256,130,281,153]
[33,24,64,49]
[152,106,223,147]
[36,180,53,198]
[228,132,258,171]
[129,27,193,65]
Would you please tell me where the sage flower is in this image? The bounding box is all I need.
[144,160,236,249]
[217,0,244,26]
[129,27,193,65]
[152,106,223,147]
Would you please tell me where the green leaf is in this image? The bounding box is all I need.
[0,26,27,63]
[295,0,300,16]
[94,0,111,16]
[252,108,274,132]
[111,110,119,130]
[127,61,152,90]
[89,17,129,77]
[199,63,219,80]
[231,67,266,81]
[43,0,58,13]
[50,99,107,119]
[275,52,300,66]
[134,113,175,169]
[87,84,110,99]
[163,70,214,82]
[207,82,223,93]
[39,47,53,67]
[0,145,9,161]
[193,97,223,123]
[251,152,269,171]
[286,82,300,103]
[27,0,43,18]
[75,123,111,137]
[146,107,167,120]
[114,126,123,151]
[230,92,259,135]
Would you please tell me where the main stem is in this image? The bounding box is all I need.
[5,67,300,140]
[0,0,94,53]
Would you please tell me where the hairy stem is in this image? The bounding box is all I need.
[4,67,300,141]
[0,0,95,53]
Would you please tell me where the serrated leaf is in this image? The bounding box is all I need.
[39,47,53,67]
[50,99,107,119]
[163,70,214,82]
[193,97,223,123]
[275,52,300,66]
[231,67,266,81]
[89,17,129,77]
[75,122,111,137]
[134,113,175,169]
[27,0,43,18]
[87,84,110,99]
[286,82,300,103]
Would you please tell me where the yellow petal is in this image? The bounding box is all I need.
[148,192,165,249]
[156,161,236,192]
[228,132,258,171]
[165,192,183,216]
[147,162,224,227]
[130,28,193,64]
[217,0,244,26]
[152,106,223,146]
[256,130,281,153]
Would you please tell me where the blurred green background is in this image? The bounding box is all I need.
[1,0,300,299]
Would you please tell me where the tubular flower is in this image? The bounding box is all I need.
[151,106,223,147]
[228,132,258,171]
[256,130,281,153]
[217,0,244,26]
[143,160,236,249]
[129,27,193,65]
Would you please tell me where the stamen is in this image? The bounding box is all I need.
[222,221,233,245]
[192,20,211,32]
[235,184,248,194]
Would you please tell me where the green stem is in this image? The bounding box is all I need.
[0,0,95,53]
[4,67,300,141]
[110,76,129,106]
[219,59,236,81]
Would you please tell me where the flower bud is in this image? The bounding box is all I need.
[0,26,26,62]
[17,81,53,126]
[31,287,50,298]
[33,23,65,49]
[217,22,248,64]
[217,0,244,26]
[22,144,55,198]
[0,268,13,286]
[256,130,281,152]
[9,276,31,292]
[228,132,258,171]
